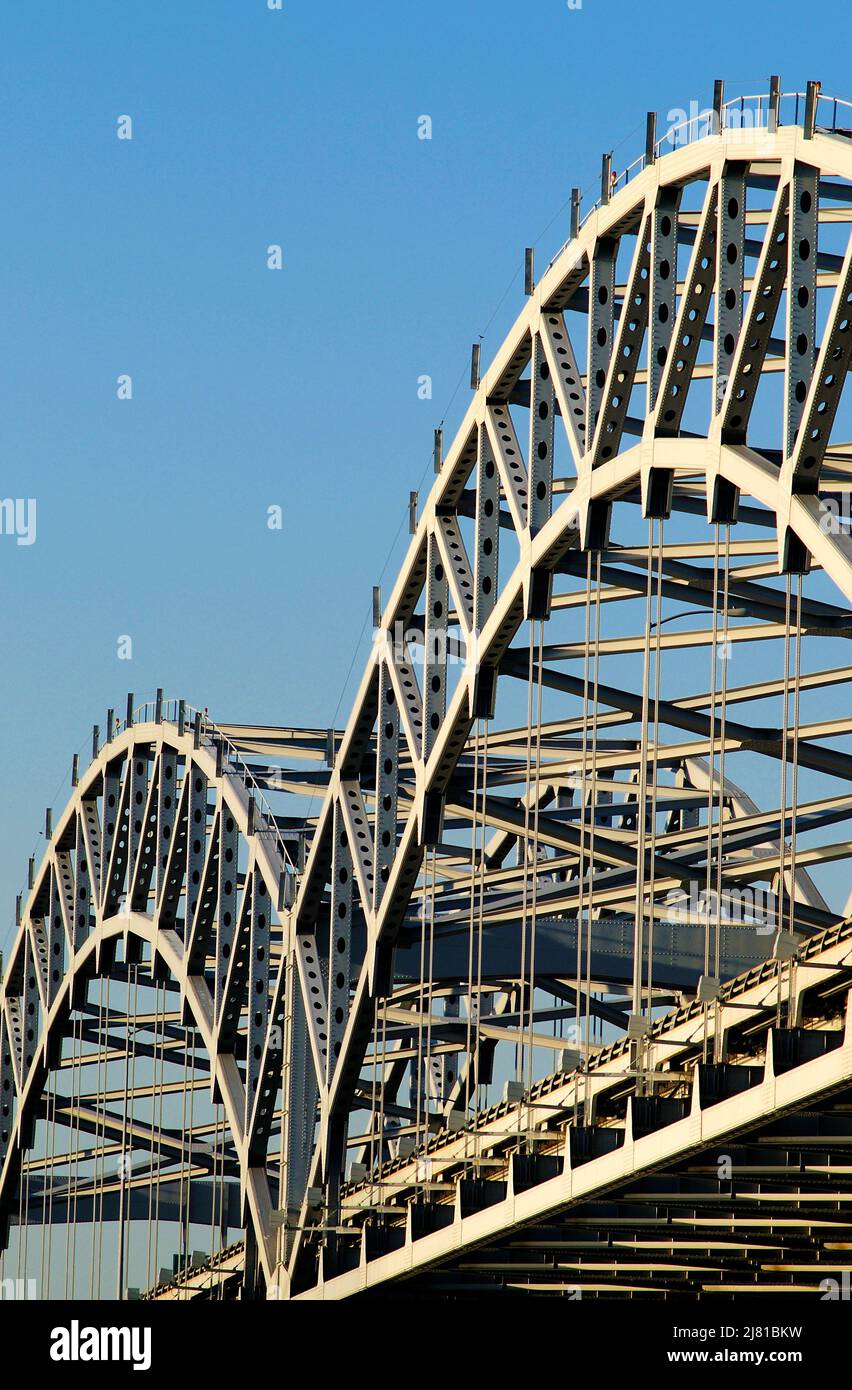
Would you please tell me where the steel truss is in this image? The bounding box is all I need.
[6,85,852,1299]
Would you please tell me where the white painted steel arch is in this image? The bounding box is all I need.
[6,96,852,1299]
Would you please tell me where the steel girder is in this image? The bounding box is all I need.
[0,723,285,1286]
[275,117,852,1298]
[8,96,852,1301]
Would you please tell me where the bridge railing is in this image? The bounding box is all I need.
[547,89,852,275]
[3,693,306,977]
[128,697,298,878]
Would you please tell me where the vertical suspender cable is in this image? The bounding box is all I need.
[415,855,427,1152]
[518,622,535,1085]
[474,721,488,1150]
[646,520,665,1021]
[425,846,437,1149]
[632,519,655,1082]
[526,620,545,1111]
[465,725,480,1121]
[712,529,732,1059]
[575,554,592,1122]
[778,577,792,1028]
[787,575,804,1018]
[703,526,721,1060]
[116,970,133,1298]
[584,551,603,1122]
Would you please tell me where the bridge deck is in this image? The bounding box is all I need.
[289,920,852,1297]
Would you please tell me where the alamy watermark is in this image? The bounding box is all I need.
[0,1276,36,1299]
[372,620,482,671]
[818,494,852,535]
[50,1320,151,1371]
[664,880,778,933]
[0,498,36,546]
[663,99,773,154]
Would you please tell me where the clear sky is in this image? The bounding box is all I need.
[0,0,850,954]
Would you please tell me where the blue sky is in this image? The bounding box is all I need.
[0,0,850,953]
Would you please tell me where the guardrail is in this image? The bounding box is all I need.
[6,694,298,958]
[547,87,852,274]
[127,696,297,876]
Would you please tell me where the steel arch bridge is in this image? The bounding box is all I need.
[7,81,852,1301]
